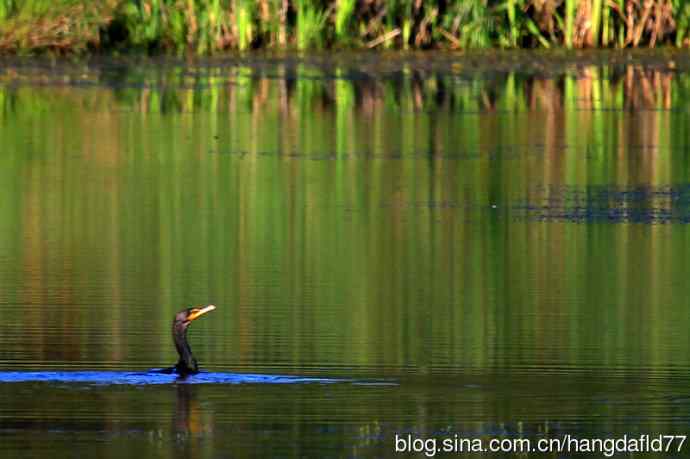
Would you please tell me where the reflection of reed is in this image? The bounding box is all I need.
[2,60,690,375]
[0,60,680,116]
[623,65,673,110]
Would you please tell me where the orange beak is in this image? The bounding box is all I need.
[187,304,216,322]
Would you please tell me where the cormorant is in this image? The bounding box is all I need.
[164,305,216,376]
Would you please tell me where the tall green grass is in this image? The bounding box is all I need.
[296,0,328,50]
[0,0,688,53]
[334,0,355,42]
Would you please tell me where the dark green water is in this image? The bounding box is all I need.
[1,53,690,457]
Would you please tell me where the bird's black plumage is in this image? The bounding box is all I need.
[163,305,216,375]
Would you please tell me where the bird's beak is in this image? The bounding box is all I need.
[187,304,216,322]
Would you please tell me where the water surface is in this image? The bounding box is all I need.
[1,52,690,457]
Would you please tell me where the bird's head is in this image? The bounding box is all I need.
[174,304,216,329]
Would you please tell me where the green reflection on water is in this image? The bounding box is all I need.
[1,55,690,457]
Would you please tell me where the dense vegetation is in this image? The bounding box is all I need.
[0,0,689,53]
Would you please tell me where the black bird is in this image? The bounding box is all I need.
[164,305,216,375]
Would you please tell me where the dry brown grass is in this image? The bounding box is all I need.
[0,2,116,53]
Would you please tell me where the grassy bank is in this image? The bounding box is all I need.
[0,0,689,54]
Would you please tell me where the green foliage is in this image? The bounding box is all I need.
[564,0,575,48]
[674,0,690,46]
[119,1,161,48]
[334,0,355,40]
[443,0,494,48]
[296,0,328,50]
[0,0,16,21]
[236,0,254,51]
[1,0,690,53]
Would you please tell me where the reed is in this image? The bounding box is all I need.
[334,0,355,42]
[590,0,602,47]
[0,0,689,53]
[295,0,328,50]
[236,0,254,51]
[672,0,690,47]
[564,0,575,48]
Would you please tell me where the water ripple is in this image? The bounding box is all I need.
[0,371,346,385]
[515,184,690,223]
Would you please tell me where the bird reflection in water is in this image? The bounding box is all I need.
[174,383,211,449]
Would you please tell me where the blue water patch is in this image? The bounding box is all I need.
[0,371,346,385]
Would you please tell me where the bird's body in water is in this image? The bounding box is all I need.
[160,305,216,376]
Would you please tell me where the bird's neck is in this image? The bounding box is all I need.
[173,322,198,374]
